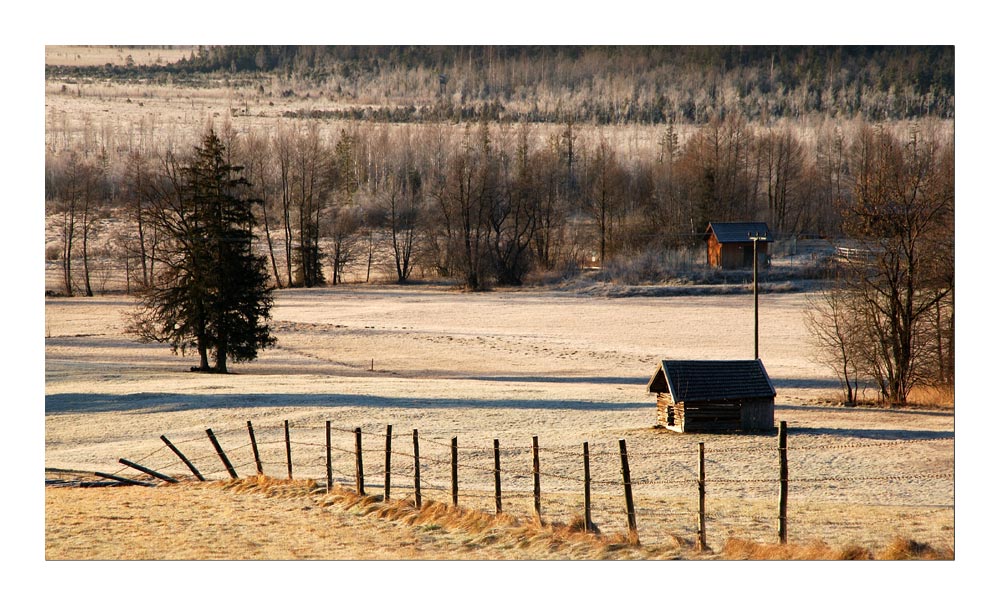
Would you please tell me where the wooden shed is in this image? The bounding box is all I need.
[647,359,776,433]
[704,222,772,269]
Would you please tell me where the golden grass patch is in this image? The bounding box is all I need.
[47,477,954,560]
[721,536,954,560]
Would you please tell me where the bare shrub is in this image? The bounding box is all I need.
[595,247,703,284]
[46,243,61,261]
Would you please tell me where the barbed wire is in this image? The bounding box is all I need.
[789,472,953,483]
[90,419,955,549]
[787,437,954,451]
[631,477,698,487]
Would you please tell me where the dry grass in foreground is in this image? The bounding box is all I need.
[46,476,953,560]
[721,537,954,561]
[227,476,678,560]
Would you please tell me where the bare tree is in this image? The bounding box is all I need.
[78,149,108,297]
[433,122,494,290]
[46,151,103,296]
[123,149,157,289]
[833,125,954,404]
[528,135,569,271]
[420,124,457,278]
[488,124,538,286]
[583,137,625,267]
[379,168,422,283]
[293,124,327,287]
[47,152,80,296]
[241,129,284,288]
[274,126,296,287]
[806,283,864,404]
[324,205,362,285]
[813,121,850,235]
[758,126,806,234]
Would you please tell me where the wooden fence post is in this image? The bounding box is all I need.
[619,438,638,543]
[583,441,592,533]
[206,428,238,479]
[451,436,459,507]
[247,421,263,475]
[94,471,154,487]
[384,425,392,501]
[119,458,178,484]
[160,435,204,481]
[778,420,788,544]
[284,420,292,480]
[698,442,707,551]
[532,435,541,521]
[412,429,421,508]
[355,427,365,496]
[326,421,333,492]
[493,438,502,515]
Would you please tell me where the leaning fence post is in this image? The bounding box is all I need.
[94,470,154,487]
[532,435,541,521]
[384,425,393,501]
[778,420,788,544]
[119,458,178,484]
[619,438,638,543]
[451,436,459,507]
[493,438,503,515]
[284,420,293,480]
[206,428,238,479]
[583,441,593,533]
[160,435,204,481]
[412,429,422,508]
[326,421,333,492]
[247,421,263,475]
[355,427,365,496]
[697,442,707,551]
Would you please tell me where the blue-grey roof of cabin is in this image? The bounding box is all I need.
[647,359,776,402]
[704,222,773,243]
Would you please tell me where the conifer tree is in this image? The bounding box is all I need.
[129,129,275,373]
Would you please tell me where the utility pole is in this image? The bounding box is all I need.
[749,232,767,359]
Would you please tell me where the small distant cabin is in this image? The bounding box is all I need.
[647,359,776,433]
[704,222,772,269]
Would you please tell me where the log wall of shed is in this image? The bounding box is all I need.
[656,394,775,432]
[656,393,677,429]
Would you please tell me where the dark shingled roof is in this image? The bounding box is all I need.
[704,222,773,243]
[647,360,776,402]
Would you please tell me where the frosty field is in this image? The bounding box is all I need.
[44,285,955,557]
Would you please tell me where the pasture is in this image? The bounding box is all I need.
[44,285,955,558]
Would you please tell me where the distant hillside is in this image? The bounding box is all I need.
[45,45,954,124]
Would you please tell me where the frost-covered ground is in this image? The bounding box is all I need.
[44,285,955,551]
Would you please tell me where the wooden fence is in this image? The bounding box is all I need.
[57,419,954,550]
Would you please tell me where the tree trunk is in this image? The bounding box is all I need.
[214,344,228,374]
[135,201,149,288]
[366,230,374,283]
[81,207,93,297]
[62,207,75,296]
[261,198,283,289]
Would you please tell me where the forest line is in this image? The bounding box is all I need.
[45,111,953,296]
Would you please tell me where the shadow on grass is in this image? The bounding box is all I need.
[45,391,649,415]
[770,377,843,390]
[784,426,954,441]
[469,375,646,385]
